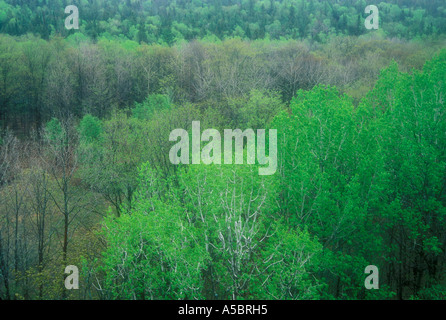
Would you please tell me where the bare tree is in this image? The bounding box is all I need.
[181,166,274,299]
[24,160,53,299]
[0,132,19,300]
[42,117,92,298]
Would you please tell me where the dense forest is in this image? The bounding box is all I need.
[1,0,446,42]
[0,0,446,301]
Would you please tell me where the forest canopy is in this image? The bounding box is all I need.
[0,0,446,301]
[0,0,445,42]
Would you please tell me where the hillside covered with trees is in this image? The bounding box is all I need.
[0,0,445,301]
[1,0,446,42]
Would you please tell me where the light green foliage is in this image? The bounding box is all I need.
[177,164,280,299]
[261,223,323,299]
[78,114,102,144]
[132,94,171,120]
[101,163,208,299]
[101,166,208,299]
[241,89,284,129]
[271,85,385,298]
[101,161,323,299]
[44,118,65,147]
[1,1,446,301]
[363,51,446,299]
[98,52,446,299]
[77,112,147,215]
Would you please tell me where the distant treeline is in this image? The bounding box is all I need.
[0,0,445,43]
